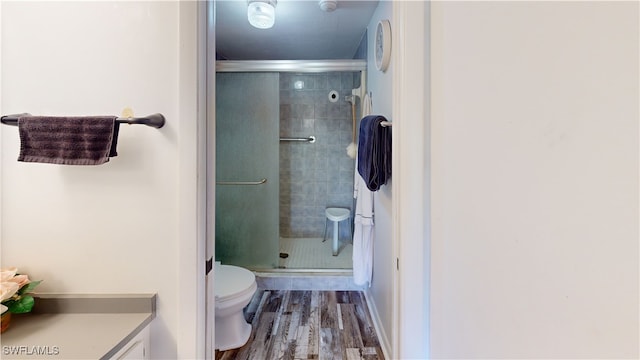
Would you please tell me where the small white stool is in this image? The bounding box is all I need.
[323,207,351,256]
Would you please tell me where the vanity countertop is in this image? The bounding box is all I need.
[1,293,156,360]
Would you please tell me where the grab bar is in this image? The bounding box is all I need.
[280,135,316,143]
[216,178,267,186]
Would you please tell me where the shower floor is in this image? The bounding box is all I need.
[279,237,352,270]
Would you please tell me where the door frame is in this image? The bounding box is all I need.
[391,1,430,359]
[196,1,431,359]
[204,0,216,359]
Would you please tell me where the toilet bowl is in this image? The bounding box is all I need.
[214,263,258,351]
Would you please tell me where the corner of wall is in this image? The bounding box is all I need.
[0,1,3,265]
[364,0,398,358]
[176,1,206,359]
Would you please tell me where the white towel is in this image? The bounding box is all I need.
[352,92,375,287]
[353,158,374,286]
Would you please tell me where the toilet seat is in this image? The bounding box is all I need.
[215,265,256,302]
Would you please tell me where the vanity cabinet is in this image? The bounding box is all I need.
[1,294,155,360]
[110,326,150,360]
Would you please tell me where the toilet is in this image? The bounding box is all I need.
[214,263,258,351]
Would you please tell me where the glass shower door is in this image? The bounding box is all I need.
[215,72,279,269]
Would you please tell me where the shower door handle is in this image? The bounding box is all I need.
[279,135,316,143]
[215,178,267,186]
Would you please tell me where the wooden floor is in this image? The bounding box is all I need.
[215,290,385,360]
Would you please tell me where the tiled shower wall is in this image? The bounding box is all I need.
[279,72,360,239]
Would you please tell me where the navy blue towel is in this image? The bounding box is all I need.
[357,115,392,191]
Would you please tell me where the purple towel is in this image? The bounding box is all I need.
[357,115,392,191]
[18,116,118,165]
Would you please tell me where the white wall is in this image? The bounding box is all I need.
[0,2,200,358]
[364,0,394,357]
[430,2,639,359]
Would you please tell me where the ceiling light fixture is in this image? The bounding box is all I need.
[319,0,337,12]
[248,0,277,29]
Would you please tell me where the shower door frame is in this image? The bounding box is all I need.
[215,59,367,272]
[216,59,367,73]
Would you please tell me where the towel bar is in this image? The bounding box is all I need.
[1,113,165,129]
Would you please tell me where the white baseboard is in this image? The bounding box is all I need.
[364,289,392,359]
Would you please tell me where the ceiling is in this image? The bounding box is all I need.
[215,0,379,60]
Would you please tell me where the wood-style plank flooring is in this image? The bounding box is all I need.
[215,290,385,360]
